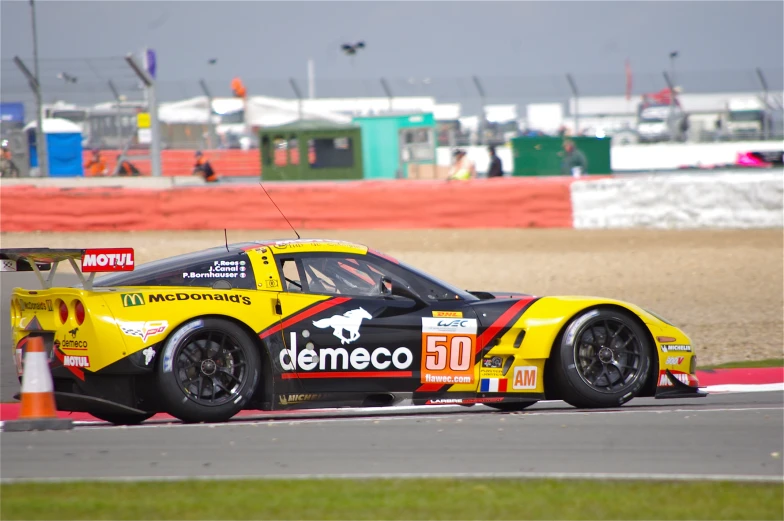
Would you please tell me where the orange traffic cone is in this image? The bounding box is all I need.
[2,336,72,432]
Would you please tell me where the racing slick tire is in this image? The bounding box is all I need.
[156,318,261,423]
[90,412,154,426]
[551,308,651,409]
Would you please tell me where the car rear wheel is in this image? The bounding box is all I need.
[90,412,154,425]
[156,318,261,423]
[552,308,651,408]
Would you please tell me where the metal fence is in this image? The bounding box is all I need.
[2,57,783,176]
[3,56,782,112]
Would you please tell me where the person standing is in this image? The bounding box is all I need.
[447,149,476,181]
[560,139,588,177]
[487,146,503,178]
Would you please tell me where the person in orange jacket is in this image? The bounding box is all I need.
[84,149,108,177]
[192,150,218,182]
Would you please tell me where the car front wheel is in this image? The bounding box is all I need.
[156,318,261,423]
[552,308,651,408]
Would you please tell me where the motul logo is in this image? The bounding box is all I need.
[63,355,90,368]
[82,249,135,272]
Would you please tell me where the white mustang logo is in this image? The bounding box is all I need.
[312,307,372,345]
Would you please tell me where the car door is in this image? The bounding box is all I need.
[274,252,478,395]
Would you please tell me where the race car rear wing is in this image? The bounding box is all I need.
[0,248,135,290]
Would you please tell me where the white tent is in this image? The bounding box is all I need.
[157,96,352,127]
[23,118,83,134]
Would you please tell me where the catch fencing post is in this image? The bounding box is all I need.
[13,56,47,177]
[289,78,304,121]
[472,75,486,145]
[756,67,770,140]
[199,79,217,148]
[380,78,394,112]
[125,53,162,177]
[663,71,677,143]
[566,74,580,136]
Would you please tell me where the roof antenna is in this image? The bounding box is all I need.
[259,181,300,239]
[224,228,230,253]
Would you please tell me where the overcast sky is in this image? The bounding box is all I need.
[1,1,782,105]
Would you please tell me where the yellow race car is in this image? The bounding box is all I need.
[2,240,704,425]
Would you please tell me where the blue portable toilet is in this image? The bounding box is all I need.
[24,118,84,176]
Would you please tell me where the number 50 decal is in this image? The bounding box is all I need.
[420,317,477,385]
[425,335,472,371]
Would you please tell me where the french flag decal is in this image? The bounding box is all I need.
[480,378,508,392]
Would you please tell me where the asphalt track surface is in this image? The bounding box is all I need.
[1,392,782,483]
[1,273,783,484]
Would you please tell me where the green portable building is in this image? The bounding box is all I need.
[510,136,612,176]
[259,120,363,181]
[351,113,436,179]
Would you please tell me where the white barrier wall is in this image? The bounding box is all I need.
[571,171,784,229]
[611,141,784,171]
[436,141,783,174]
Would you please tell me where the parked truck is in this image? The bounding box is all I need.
[724,97,768,140]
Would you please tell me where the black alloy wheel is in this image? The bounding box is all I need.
[156,318,261,423]
[552,308,651,408]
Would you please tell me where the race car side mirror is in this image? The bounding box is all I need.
[389,279,427,306]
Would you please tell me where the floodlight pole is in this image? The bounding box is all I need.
[566,74,579,136]
[199,79,217,147]
[125,53,161,177]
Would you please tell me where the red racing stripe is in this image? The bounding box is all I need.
[259,297,351,340]
[53,348,85,381]
[282,371,411,379]
[475,297,536,355]
[416,297,537,394]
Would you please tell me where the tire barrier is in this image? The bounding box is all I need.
[0,177,575,232]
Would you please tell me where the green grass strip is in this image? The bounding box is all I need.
[701,358,784,369]
[2,478,783,520]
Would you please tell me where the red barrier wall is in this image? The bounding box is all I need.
[1,178,575,232]
[82,149,309,177]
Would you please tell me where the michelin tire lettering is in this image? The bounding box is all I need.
[162,319,204,373]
